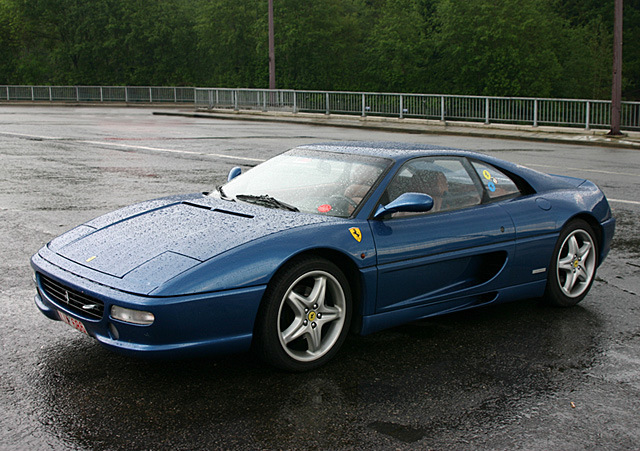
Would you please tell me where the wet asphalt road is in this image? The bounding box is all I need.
[1,107,639,450]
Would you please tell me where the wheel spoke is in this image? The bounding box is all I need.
[566,235,579,257]
[576,266,589,282]
[287,290,311,314]
[558,255,575,272]
[562,269,578,294]
[306,325,323,353]
[308,276,327,307]
[577,241,592,260]
[318,304,341,323]
[281,317,307,344]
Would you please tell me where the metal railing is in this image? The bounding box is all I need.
[0,85,196,103]
[195,88,640,131]
[2,85,639,131]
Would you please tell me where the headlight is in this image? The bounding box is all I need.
[110,305,155,325]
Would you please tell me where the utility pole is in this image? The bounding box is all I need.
[609,0,623,135]
[268,0,276,90]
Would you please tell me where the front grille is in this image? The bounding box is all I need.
[39,274,104,320]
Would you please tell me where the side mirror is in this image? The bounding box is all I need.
[373,192,434,219]
[227,166,242,182]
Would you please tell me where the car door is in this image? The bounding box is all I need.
[370,156,516,314]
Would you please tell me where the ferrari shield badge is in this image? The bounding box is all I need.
[349,227,362,243]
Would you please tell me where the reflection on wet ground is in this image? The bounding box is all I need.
[32,298,601,449]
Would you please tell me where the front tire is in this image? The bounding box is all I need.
[255,256,352,371]
[544,219,598,307]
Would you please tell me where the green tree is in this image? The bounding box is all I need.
[274,0,367,90]
[361,0,434,93]
[194,0,266,87]
[0,0,638,100]
[432,0,564,97]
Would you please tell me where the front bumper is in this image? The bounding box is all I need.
[31,252,266,358]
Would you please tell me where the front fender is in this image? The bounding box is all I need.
[151,220,377,296]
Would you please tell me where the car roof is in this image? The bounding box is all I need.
[297,141,478,163]
[296,141,584,193]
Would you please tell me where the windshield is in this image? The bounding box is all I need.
[212,148,390,218]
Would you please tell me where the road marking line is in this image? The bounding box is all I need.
[609,199,640,205]
[0,131,63,140]
[0,132,267,163]
[528,163,640,178]
[81,140,267,162]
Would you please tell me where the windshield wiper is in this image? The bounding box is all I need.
[236,194,299,212]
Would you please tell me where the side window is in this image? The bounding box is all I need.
[471,161,521,201]
[383,157,482,217]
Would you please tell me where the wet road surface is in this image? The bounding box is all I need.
[1,107,639,449]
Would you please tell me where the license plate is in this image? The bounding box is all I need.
[59,311,89,335]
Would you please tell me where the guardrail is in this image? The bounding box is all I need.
[2,85,638,131]
[0,85,196,103]
[195,88,640,131]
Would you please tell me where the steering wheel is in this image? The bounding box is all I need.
[330,194,359,209]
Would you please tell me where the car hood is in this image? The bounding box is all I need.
[47,194,328,281]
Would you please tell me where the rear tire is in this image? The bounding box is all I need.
[543,219,598,307]
[255,256,352,371]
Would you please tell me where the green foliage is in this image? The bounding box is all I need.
[361,0,433,93]
[273,0,367,90]
[432,0,564,97]
[194,0,267,87]
[0,0,638,100]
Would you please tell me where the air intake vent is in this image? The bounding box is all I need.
[181,201,211,210]
[39,274,104,320]
[212,208,254,219]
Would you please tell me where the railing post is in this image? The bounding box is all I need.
[6,86,9,101]
[149,87,153,103]
[361,93,366,117]
[125,87,129,103]
[100,87,104,102]
[326,92,330,115]
[293,91,298,113]
[174,87,177,103]
[485,97,490,124]
[31,86,34,101]
[440,96,445,122]
[49,86,52,102]
[234,90,238,111]
[533,99,538,127]
[76,86,79,102]
[585,101,590,130]
[399,95,404,119]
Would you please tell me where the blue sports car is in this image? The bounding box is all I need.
[31,142,615,371]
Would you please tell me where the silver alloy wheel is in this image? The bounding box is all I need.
[556,228,596,298]
[277,270,346,362]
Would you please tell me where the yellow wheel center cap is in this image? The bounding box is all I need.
[308,311,317,322]
[573,259,580,268]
